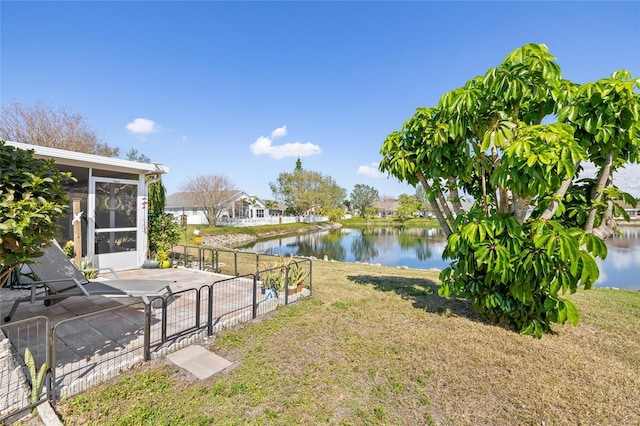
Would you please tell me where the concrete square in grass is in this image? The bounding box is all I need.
[167,345,232,380]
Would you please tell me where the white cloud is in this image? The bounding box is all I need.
[250,126,322,159]
[614,164,640,197]
[357,163,386,178]
[271,125,287,139]
[126,118,159,134]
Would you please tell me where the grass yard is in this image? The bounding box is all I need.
[55,260,640,425]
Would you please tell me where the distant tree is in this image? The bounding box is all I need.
[0,101,120,157]
[125,148,150,163]
[326,208,345,221]
[0,141,73,287]
[395,194,422,222]
[180,174,234,226]
[247,197,259,218]
[414,185,432,217]
[264,200,279,210]
[350,184,379,218]
[270,161,346,215]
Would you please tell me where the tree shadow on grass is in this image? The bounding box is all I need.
[347,274,503,328]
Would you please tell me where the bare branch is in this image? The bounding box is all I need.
[180,174,235,226]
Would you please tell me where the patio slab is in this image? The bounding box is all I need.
[167,345,232,380]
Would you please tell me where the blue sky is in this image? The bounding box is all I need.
[2,1,639,199]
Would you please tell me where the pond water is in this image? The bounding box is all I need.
[242,226,640,291]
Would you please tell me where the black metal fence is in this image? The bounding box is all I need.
[0,256,312,422]
[0,316,50,422]
[171,244,314,281]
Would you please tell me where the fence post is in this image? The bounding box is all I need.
[234,251,239,276]
[308,259,313,295]
[143,303,151,361]
[46,321,54,401]
[207,285,214,336]
[195,287,201,329]
[183,244,187,267]
[284,265,289,305]
[252,274,258,319]
[256,253,260,276]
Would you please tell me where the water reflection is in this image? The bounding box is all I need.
[596,226,640,290]
[244,227,450,270]
[243,226,640,290]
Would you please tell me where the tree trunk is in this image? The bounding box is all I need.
[585,153,614,234]
[438,188,454,223]
[513,195,532,224]
[447,176,464,215]
[540,161,581,221]
[417,171,452,236]
[593,199,617,240]
[482,167,488,215]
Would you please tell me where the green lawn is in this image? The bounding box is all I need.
[55,259,640,425]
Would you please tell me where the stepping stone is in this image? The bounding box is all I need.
[167,345,232,380]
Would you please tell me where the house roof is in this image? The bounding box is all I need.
[166,191,266,209]
[4,140,169,175]
[166,192,201,208]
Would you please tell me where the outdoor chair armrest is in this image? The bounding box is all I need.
[82,267,121,279]
[26,277,88,301]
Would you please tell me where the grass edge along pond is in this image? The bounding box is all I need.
[55,259,640,425]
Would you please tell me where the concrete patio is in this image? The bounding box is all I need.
[1,266,305,419]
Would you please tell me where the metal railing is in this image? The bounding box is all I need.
[0,257,312,419]
[0,316,51,422]
[171,244,314,279]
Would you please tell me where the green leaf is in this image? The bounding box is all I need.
[565,299,580,326]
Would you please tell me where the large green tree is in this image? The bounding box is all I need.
[380,44,639,337]
[350,184,379,218]
[270,161,346,215]
[0,142,73,287]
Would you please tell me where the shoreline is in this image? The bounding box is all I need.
[200,222,342,249]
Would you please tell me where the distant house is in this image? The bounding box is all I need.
[374,199,399,218]
[166,191,272,226]
[165,192,208,225]
[615,200,640,220]
[165,190,327,227]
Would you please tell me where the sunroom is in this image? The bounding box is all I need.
[5,141,169,270]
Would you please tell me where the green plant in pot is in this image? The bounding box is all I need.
[147,181,179,268]
[261,254,308,298]
[149,214,180,269]
[287,260,308,294]
[155,249,172,269]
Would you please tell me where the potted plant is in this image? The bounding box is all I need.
[262,269,280,300]
[286,260,308,295]
[260,254,308,298]
[155,249,172,269]
[148,214,180,269]
[147,181,180,268]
